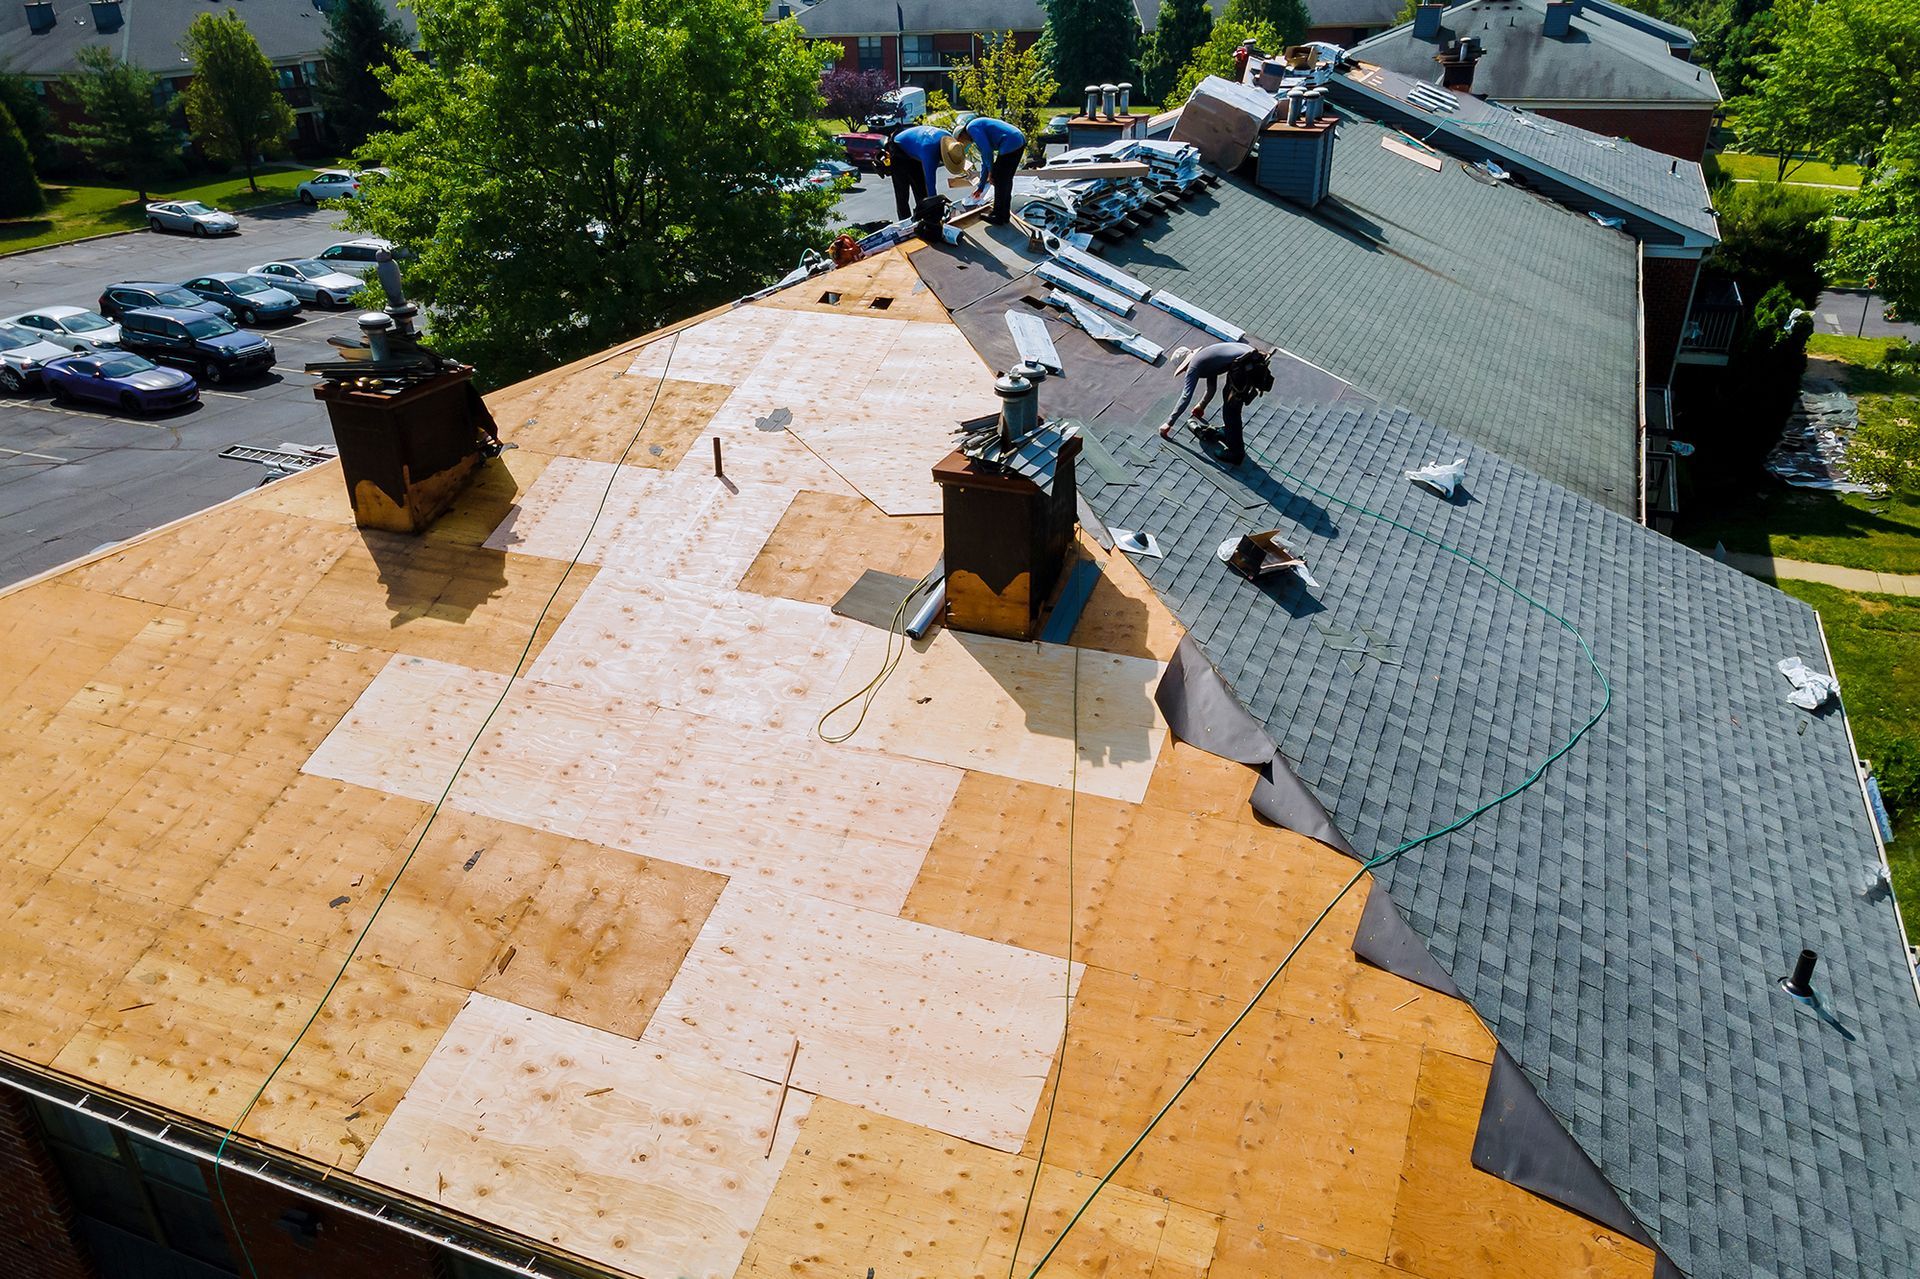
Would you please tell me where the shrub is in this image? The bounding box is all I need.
[1710,180,1832,307]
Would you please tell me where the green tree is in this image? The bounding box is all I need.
[1036,0,1138,106]
[349,0,836,387]
[0,101,44,218]
[0,73,56,172]
[1224,0,1307,46]
[1169,19,1278,107]
[318,0,409,151]
[1140,0,1213,104]
[181,11,296,193]
[1827,128,1920,324]
[62,47,178,204]
[1732,0,1920,174]
[1708,180,1830,305]
[949,34,1058,161]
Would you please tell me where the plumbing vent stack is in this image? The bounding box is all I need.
[1285,89,1304,126]
[1783,949,1818,998]
[1101,83,1118,119]
[1117,82,1132,115]
[1085,85,1100,118]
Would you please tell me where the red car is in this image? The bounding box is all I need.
[837,131,892,172]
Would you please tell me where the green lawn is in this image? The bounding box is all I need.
[1709,149,1864,188]
[0,163,330,255]
[1779,580,1920,931]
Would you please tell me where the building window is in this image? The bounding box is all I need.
[277,67,297,89]
[855,36,884,71]
[903,34,936,67]
[31,1100,237,1272]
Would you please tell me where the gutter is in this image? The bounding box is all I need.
[1809,611,1920,1004]
[0,1057,616,1279]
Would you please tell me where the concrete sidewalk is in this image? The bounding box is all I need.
[1723,550,1920,596]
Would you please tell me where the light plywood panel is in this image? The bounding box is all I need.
[242,957,468,1170]
[241,461,358,526]
[527,575,862,736]
[1386,1050,1654,1279]
[359,993,809,1279]
[307,655,961,913]
[626,305,799,387]
[475,839,726,1039]
[1070,537,1186,663]
[284,533,598,676]
[1022,968,1423,1260]
[753,250,952,325]
[494,371,733,467]
[175,632,393,767]
[0,873,178,1064]
[644,883,1080,1151]
[827,627,1166,804]
[781,412,958,517]
[739,1099,1221,1279]
[736,489,942,607]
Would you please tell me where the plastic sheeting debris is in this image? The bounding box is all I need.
[1406,457,1468,497]
[1778,656,1838,711]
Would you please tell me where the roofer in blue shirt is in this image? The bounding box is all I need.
[942,116,1027,226]
[887,124,953,222]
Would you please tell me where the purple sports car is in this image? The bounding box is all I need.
[42,352,199,414]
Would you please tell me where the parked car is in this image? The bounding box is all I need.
[41,352,199,414]
[807,159,858,189]
[311,238,404,278]
[837,130,891,172]
[0,320,71,394]
[4,306,120,352]
[247,260,364,307]
[115,307,275,385]
[145,200,240,236]
[1041,114,1071,143]
[180,274,302,325]
[97,282,234,323]
[296,170,362,205]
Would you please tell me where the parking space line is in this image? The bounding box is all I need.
[0,446,67,463]
[200,389,255,401]
[0,400,168,427]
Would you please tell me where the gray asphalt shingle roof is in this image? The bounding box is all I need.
[796,0,1046,36]
[1099,112,1643,513]
[1334,61,1720,243]
[0,0,413,77]
[1078,394,1920,1279]
[1352,0,1720,104]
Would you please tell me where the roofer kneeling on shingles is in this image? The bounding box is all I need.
[1159,342,1275,466]
[889,124,953,222]
[942,116,1027,226]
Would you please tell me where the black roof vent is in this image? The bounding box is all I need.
[89,0,121,31]
[1782,948,1818,999]
[24,1,55,34]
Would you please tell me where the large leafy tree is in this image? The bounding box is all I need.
[1708,180,1830,305]
[949,33,1058,160]
[349,0,837,387]
[1036,0,1138,106]
[181,12,296,192]
[0,101,43,217]
[1224,0,1307,47]
[318,0,409,151]
[0,73,56,172]
[1827,128,1920,323]
[1140,0,1212,104]
[1732,0,1920,174]
[62,47,178,203]
[1169,19,1278,106]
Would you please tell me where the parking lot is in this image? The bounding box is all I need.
[0,202,362,586]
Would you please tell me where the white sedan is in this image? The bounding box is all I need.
[5,306,121,353]
[0,320,72,394]
[146,200,240,236]
[249,259,365,308]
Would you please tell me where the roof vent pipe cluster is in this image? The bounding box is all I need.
[1303,88,1325,123]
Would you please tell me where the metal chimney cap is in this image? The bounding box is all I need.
[994,371,1034,398]
[356,311,395,331]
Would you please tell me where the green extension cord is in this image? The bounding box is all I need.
[1023,432,1614,1276]
[211,331,686,1278]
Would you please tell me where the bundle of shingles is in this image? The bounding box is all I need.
[1015,138,1215,241]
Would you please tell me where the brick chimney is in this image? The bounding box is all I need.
[1543,1,1574,37]
[1257,90,1337,208]
[1438,35,1480,90]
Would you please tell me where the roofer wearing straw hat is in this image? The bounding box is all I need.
[944,116,1027,226]
[888,124,953,222]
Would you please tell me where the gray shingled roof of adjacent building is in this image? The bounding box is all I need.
[1098,112,1643,514]
[1303,0,1405,30]
[1078,392,1920,1279]
[1334,61,1720,243]
[1352,0,1720,104]
[796,0,1046,36]
[0,0,412,76]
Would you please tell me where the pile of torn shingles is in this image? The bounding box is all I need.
[1015,139,1217,240]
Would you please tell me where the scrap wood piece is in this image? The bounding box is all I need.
[1381,134,1444,171]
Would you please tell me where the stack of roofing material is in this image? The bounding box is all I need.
[1013,139,1210,240]
[1170,75,1279,167]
